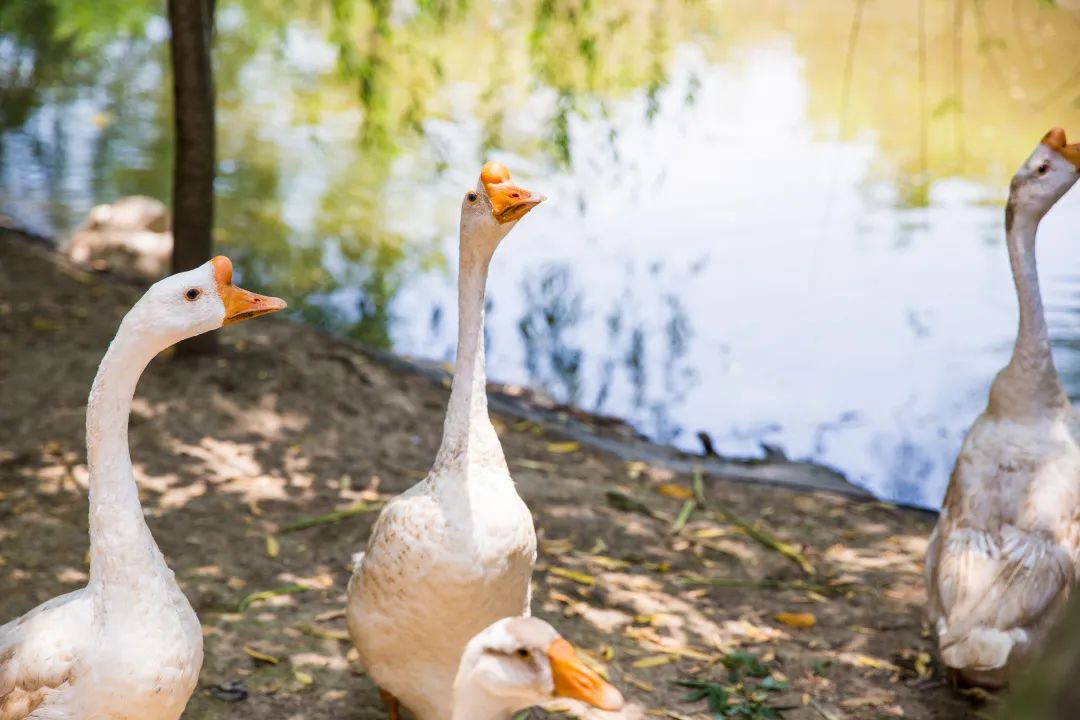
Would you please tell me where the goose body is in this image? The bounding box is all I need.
[347,163,544,720]
[0,258,285,718]
[926,129,1080,686]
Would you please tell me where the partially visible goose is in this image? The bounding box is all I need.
[452,617,624,720]
[347,162,545,720]
[925,128,1080,687]
[0,257,285,719]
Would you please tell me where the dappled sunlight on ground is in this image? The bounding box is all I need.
[0,238,976,719]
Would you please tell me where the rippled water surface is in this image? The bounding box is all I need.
[5,0,1080,507]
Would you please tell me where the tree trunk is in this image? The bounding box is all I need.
[168,0,216,355]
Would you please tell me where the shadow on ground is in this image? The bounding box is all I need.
[0,236,974,719]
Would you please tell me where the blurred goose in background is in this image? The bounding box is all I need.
[347,162,544,720]
[452,617,624,720]
[67,196,173,281]
[0,257,285,719]
[925,128,1080,687]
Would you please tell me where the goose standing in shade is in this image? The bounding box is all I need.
[347,162,544,720]
[0,257,285,719]
[925,128,1080,687]
[452,617,624,720]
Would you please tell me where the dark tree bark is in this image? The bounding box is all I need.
[168,0,217,354]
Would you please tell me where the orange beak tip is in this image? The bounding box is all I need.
[221,289,287,324]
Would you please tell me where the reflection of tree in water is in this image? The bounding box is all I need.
[0,0,164,230]
[0,3,69,130]
[871,433,938,507]
[518,264,585,404]
[517,264,695,443]
[1050,279,1080,405]
[638,295,695,444]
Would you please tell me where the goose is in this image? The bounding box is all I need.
[0,257,285,719]
[925,127,1080,687]
[347,162,544,720]
[452,617,624,720]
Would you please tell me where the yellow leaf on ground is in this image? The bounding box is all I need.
[243,646,280,665]
[914,651,932,679]
[657,483,694,500]
[265,535,280,559]
[582,554,630,570]
[775,612,817,629]
[548,566,596,586]
[624,675,655,692]
[31,318,61,331]
[839,652,898,672]
[546,441,581,454]
[631,655,675,669]
[293,670,315,685]
[296,624,350,641]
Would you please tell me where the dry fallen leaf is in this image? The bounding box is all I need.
[631,655,674,669]
[656,483,694,500]
[243,646,280,665]
[839,653,898,672]
[581,554,629,571]
[914,651,932,679]
[293,670,314,686]
[546,441,581,454]
[775,612,817,629]
[265,535,280,559]
[840,690,897,709]
[548,566,596,586]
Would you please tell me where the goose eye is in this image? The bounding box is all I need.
[467,192,478,203]
[1037,163,1050,175]
[185,288,202,301]
[515,648,530,659]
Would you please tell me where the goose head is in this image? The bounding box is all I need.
[122,255,286,349]
[459,161,545,257]
[1009,127,1080,221]
[454,617,624,718]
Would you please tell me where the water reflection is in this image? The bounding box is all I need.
[4,0,1080,507]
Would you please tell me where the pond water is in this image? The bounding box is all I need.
[4,0,1080,508]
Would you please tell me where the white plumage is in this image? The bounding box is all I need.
[926,129,1080,686]
[0,258,285,718]
[347,163,545,720]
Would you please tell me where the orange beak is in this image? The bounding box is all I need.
[480,161,546,224]
[1041,127,1080,171]
[547,638,624,712]
[211,256,287,325]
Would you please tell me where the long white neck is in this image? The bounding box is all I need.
[86,320,173,597]
[432,241,507,475]
[990,205,1068,416]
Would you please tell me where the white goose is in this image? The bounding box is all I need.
[347,162,544,720]
[453,617,624,720]
[925,127,1080,686]
[0,257,285,719]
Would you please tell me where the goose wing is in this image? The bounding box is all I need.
[0,591,90,720]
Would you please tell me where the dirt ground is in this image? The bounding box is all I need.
[0,235,980,719]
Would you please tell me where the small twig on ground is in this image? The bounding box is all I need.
[692,468,815,575]
[296,623,351,641]
[278,501,383,534]
[670,499,696,534]
[677,574,836,594]
[605,489,662,520]
[807,697,841,720]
